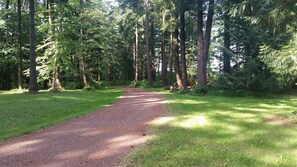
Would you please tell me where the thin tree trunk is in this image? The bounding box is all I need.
[52,57,62,90]
[151,22,156,82]
[179,0,188,91]
[17,0,23,89]
[29,0,38,92]
[79,0,88,87]
[161,13,166,87]
[169,30,173,84]
[223,10,231,73]
[145,0,152,86]
[81,57,88,86]
[134,21,139,81]
[97,55,101,81]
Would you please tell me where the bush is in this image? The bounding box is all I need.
[129,81,140,87]
[89,81,107,89]
[64,82,84,90]
[140,80,148,88]
[189,84,209,95]
[152,81,162,88]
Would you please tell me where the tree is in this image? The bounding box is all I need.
[179,0,188,91]
[197,0,214,85]
[29,0,38,92]
[145,0,153,86]
[17,0,23,90]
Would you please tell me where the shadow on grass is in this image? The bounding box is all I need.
[128,93,297,166]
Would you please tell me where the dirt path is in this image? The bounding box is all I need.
[0,88,168,167]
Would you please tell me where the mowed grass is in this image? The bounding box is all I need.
[128,91,297,166]
[0,89,122,141]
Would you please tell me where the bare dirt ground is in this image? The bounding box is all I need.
[0,87,168,167]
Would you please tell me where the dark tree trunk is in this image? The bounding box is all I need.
[179,0,188,91]
[174,14,182,88]
[197,0,214,85]
[17,0,23,89]
[169,30,173,84]
[29,0,38,93]
[223,10,231,73]
[150,22,156,82]
[161,14,166,86]
[6,0,9,9]
[145,0,152,86]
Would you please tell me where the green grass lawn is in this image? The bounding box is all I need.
[128,91,297,166]
[0,89,122,141]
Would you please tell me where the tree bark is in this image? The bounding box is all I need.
[145,0,152,86]
[150,22,156,82]
[179,0,188,91]
[169,30,173,84]
[52,57,62,91]
[134,21,139,81]
[197,0,214,85]
[81,57,88,86]
[29,0,38,93]
[223,10,231,73]
[161,13,166,86]
[174,14,182,88]
[17,0,23,90]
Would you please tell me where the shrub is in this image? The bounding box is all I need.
[140,80,148,88]
[152,81,162,88]
[129,81,140,87]
[189,84,209,95]
[89,81,107,89]
[64,82,84,90]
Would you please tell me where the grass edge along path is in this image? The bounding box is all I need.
[126,90,297,167]
[0,88,122,141]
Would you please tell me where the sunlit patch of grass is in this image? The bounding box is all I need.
[0,88,122,141]
[127,91,297,166]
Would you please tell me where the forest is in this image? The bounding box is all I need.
[1,0,297,166]
[1,0,296,93]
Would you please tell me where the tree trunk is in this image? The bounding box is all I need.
[29,0,38,93]
[179,0,188,91]
[145,0,152,86]
[17,0,23,90]
[169,30,173,84]
[223,10,231,73]
[81,57,88,86]
[97,55,101,81]
[174,14,182,88]
[197,0,214,85]
[134,21,139,81]
[161,14,166,87]
[52,57,62,91]
[150,22,156,82]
